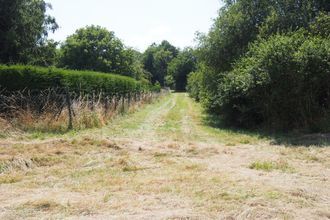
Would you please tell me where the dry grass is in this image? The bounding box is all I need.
[1,91,166,134]
[0,93,329,219]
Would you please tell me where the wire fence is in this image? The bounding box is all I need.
[0,87,168,130]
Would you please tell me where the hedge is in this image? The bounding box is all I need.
[0,65,159,95]
[212,32,330,130]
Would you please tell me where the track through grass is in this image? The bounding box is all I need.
[0,93,329,219]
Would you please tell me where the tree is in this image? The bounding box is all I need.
[126,48,151,81]
[29,40,59,66]
[189,0,330,131]
[59,25,136,77]
[0,0,58,64]
[167,49,197,91]
[142,41,179,86]
[197,0,329,74]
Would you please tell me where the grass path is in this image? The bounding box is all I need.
[0,93,329,219]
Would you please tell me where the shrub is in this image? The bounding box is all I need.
[0,65,152,96]
[308,12,330,38]
[187,65,225,114]
[187,71,201,101]
[220,32,330,130]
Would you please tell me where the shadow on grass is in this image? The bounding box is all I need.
[202,113,330,147]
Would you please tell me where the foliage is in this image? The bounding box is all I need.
[187,71,202,101]
[196,0,268,73]
[309,12,330,37]
[167,49,197,91]
[189,0,330,131]
[0,65,155,96]
[126,49,151,81]
[213,33,330,130]
[258,0,329,38]
[59,25,140,78]
[0,0,58,65]
[142,41,179,86]
[197,0,329,74]
[29,40,60,67]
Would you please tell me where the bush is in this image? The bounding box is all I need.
[0,65,152,96]
[187,71,201,101]
[187,65,224,113]
[219,32,330,130]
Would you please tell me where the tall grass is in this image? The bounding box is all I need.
[0,89,168,133]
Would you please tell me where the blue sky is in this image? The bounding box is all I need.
[47,0,223,51]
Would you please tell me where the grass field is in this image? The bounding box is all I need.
[0,93,329,219]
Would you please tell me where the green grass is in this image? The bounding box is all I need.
[249,160,294,172]
[157,94,187,136]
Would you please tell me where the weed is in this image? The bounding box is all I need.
[249,160,294,172]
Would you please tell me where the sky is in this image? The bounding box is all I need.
[47,0,223,51]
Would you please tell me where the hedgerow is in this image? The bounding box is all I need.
[189,1,330,131]
[0,65,157,95]
[211,32,330,130]
[0,65,164,130]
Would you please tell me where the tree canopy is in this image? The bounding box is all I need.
[59,25,139,77]
[166,49,197,91]
[142,41,179,86]
[188,0,330,131]
[0,0,58,65]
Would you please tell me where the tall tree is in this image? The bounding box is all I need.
[197,0,329,74]
[167,49,197,91]
[190,0,330,130]
[142,41,178,86]
[0,0,58,64]
[59,25,137,77]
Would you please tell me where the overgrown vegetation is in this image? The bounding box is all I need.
[0,87,164,132]
[188,0,330,131]
[0,65,163,131]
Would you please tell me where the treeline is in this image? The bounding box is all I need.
[0,0,196,91]
[188,0,330,131]
[143,42,197,91]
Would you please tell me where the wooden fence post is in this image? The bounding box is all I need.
[104,95,109,115]
[121,93,125,113]
[65,89,73,130]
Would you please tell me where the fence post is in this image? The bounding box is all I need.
[104,95,109,115]
[91,92,95,111]
[128,92,131,108]
[65,89,73,130]
[114,95,118,111]
[121,93,125,113]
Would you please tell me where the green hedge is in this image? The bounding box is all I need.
[188,32,330,131]
[0,65,158,95]
[190,32,330,131]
